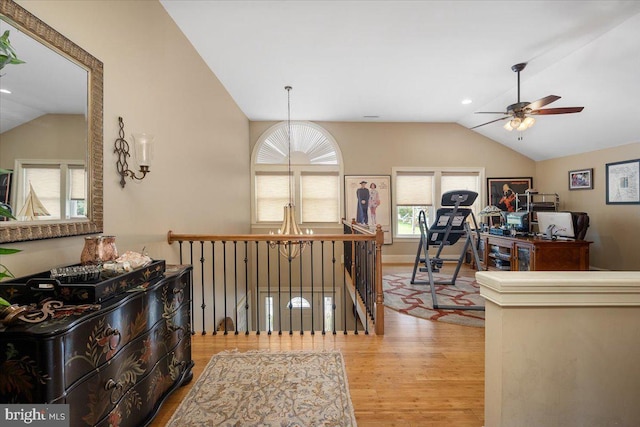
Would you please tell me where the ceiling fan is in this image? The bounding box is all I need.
[471,62,584,133]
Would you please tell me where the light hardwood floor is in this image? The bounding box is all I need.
[150,265,485,427]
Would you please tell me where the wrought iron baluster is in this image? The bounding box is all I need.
[299,250,303,335]
[277,242,282,335]
[253,241,259,335]
[211,241,217,335]
[332,240,337,335]
[310,241,314,335]
[233,241,238,335]
[189,241,195,335]
[222,241,228,335]
[267,243,272,335]
[200,241,206,335]
[321,241,326,335]
[288,243,293,335]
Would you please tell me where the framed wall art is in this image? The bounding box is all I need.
[344,175,392,244]
[606,159,640,204]
[569,168,594,190]
[486,177,533,212]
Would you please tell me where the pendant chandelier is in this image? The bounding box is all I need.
[271,85,312,260]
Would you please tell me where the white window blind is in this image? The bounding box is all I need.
[301,173,339,222]
[24,166,61,219]
[256,173,290,222]
[441,173,479,195]
[396,173,433,205]
[69,166,86,200]
[441,172,480,212]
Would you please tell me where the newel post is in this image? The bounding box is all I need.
[374,224,385,335]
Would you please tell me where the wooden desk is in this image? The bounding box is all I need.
[471,232,591,271]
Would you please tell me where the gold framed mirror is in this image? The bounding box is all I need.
[0,0,103,243]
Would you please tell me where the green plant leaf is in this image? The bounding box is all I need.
[0,30,25,71]
[0,265,16,281]
[0,296,10,307]
[0,248,21,255]
[0,205,15,220]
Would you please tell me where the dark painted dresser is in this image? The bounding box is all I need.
[0,264,193,427]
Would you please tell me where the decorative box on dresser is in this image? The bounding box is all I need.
[0,264,193,427]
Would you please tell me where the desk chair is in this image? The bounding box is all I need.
[411,190,484,311]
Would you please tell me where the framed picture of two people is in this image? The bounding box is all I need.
[344,175,392,244]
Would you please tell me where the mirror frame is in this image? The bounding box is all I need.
[0,0,103,243]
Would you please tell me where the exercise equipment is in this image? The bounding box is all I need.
[410,190,484,311]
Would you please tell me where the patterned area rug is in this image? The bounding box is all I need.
[383,272,485,327]
[166,350,357,426]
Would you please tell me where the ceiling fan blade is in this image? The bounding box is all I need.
[474,111,509,114]
[530,107,584,115]
[470,116,511,129]
[526,95,561,111]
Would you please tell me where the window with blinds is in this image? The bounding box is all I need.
[301,173,339,222]
[441,172,481,214]
[255,173,291,222]
[253,121,343,225]
[395,172,434,237]
[15,160,86,220]
[394,169,482,237]
[24,166,61,218]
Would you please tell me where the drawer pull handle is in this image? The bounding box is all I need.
[104,327,121,350]
[168,324,186,339]
[105,378,123,404]
[172,287,184,304]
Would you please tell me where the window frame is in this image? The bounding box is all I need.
[392,167,485,240]
[13,158,87,221]
[251,121,344,227]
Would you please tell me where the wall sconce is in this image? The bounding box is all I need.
[114,116,154,188]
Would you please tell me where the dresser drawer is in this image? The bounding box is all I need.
[95,335,192,427]
[62,304,190,425]
[0,336,63,403]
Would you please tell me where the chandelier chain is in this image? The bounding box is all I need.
[286,85,293,205]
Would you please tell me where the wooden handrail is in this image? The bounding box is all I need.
[167,231,377,244]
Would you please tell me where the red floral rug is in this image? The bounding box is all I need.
[382,272,485,327]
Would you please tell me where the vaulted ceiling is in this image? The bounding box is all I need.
[161,1,640,161]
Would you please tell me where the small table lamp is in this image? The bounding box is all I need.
[479,205,503,229]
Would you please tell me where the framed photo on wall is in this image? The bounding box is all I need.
[486,177,533,212]
[344,175,392,244]
[606,159,640,204]
[569,168,594,190]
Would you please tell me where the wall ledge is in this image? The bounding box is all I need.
[476,271,640,307]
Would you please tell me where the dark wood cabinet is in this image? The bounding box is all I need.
[472,233,591,271]
[0,265,193,427]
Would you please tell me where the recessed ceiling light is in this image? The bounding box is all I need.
[461,99,472,105]
[0,89,11,94]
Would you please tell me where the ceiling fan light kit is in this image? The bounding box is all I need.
[504,116,535,131]
[472,62,584,134]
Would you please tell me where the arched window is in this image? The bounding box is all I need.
[287,297,311,309]
[252,121,343,225]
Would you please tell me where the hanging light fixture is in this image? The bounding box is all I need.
[270,86,312,259]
